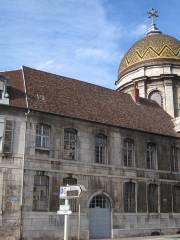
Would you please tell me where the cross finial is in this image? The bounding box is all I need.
[148,8,158,26]
[147,8,161,35]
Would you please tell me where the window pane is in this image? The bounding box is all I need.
[3,120,13,154]
[171,146,179,171]
[64,129,77,160]
[33,173,49,211]
[147,143,156,169]
[148,184,158,213]
[63,177,77,212]
[124,139,134,167]
[95,134,107,164]
[124,182,135,212]
[173,186,180,213]
[35,124,50,149]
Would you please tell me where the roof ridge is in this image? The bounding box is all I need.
[0,68,22,73]
[22,65,118,93]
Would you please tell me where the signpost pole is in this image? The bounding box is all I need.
[64,199,69,240]
[77,202,80,240]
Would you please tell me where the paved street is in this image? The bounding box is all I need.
[112,235,180,240]
[91,235,180,240]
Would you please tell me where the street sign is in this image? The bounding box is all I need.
[59,185,82,199]
[60,204,70,211]
[57,210,72,215]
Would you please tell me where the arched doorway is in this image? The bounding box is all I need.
[89,194,111,239]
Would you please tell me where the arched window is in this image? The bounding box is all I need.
[35,123,50,149]
[33,171,49,211]
[64,129,77,160]
[63,177,77,186]
[89,194,110,208]
[124,182,136,212]
[63,177,77,212]
[149,90,163,106]
[146,143,157,169]
[148,184,158,213]
[123,138,134,167]
[95,134,107,164]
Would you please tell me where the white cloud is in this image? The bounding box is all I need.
[1,0,123,88]
[129,23,148,37]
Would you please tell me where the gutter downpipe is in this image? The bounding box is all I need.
[20,66,30,239]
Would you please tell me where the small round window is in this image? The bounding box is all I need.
[149,90,163,107]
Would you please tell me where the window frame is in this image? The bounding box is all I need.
[171,145,179,172]
[146,142,157,170]
[124,181,136,213]
[148,183,159,213]
[64,128,77,160]
[33,172,49,211]
[95,133,107,164]
[0,90,2,99]
[63,177,77,212]
[123,138,135,167]
[3,119,14,155]
[173,185,180,213]
[35,123,50,150]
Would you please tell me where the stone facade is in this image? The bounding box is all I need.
[0,26,180,240]
[0,107,26,240]
[1,108,180,239]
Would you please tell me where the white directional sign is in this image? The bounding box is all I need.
[60,204,70,211]
[59,185,82,199]
[57,210,72,215]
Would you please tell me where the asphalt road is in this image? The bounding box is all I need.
[114,235,180,240]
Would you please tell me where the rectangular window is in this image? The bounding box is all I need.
[124,182,135,212]
[95,134,107,164]
[173,186,180,213]
[33,172,49,211]
[147,143,157,169]
[3,120,14,154]
[64,129,77,160]
[148,184,158,213]
[35,124,50,149]
[171,146,179,172]
[124,139,134,167]
[0,90,2,99]
[63,177,77,212]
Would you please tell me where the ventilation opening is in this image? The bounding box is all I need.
[151,231,161,236]
[176,230,180,234]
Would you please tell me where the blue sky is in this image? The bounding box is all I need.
[0,0,180,89]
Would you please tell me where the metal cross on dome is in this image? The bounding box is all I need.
[148,8,159,26]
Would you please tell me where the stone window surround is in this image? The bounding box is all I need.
[95,133,107,164]
[146,142,157,170]
[35,123,50,150]
[33,171,49,211]
[124,180,136,213]
[63,128,77,160]
[123,138,135,167]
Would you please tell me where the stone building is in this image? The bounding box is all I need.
[0,11,180,240]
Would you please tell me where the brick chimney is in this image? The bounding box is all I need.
[131,83,139,103]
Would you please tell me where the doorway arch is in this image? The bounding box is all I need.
[89,193,111,239]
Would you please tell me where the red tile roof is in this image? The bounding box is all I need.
[0,66,177,137]
[0,69,26,108]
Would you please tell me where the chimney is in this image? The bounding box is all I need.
[131,83,139,103]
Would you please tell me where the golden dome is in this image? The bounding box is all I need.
[118,33,180,77]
